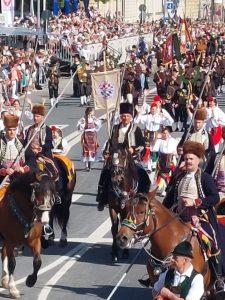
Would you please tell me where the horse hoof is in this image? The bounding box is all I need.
[9,289,20,299]
[59,239,67,248]
[26,275,37,287]
[122,250,129,259]
[1,276,9,288]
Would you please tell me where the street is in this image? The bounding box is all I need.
[0,77,151,300]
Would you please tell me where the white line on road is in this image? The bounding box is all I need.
[37,217,111,300]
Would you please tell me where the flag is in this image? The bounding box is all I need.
[172,34,181,61]
[53,0,59,15]
[64,0,70,14]
[73,0,78,12]
[91,69,120,110]
[1,0,15,25]
[180,18,187,53]
[163,35,173,64]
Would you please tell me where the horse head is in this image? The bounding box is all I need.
[108,144,138,209]
[116,188,158,249]
[30,171,57,224]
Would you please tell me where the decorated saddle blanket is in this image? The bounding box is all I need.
[53,153,75,182]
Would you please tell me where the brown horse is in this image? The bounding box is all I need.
[0,171,56,298]
[106,144,148,262]
[36,154,76,247]
[116,189,216,295]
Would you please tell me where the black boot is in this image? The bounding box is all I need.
[138,277,151,288]
[210,254,225,292]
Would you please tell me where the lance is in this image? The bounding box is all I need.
[0,68,78,188]
[177,53,215,166]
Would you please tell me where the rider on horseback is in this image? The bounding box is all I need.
[163,140,224,290]
[25,104,61,203]
[0,114,29,184]
[96,102,151,211]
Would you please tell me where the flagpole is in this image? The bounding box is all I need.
[103,50,110,138]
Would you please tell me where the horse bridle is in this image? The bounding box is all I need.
[30,173,56,212]
[110,152,138,208]
[121,193,156,235]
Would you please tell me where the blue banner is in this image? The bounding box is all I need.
[83,0,89,10]
[64,0,70,14]
[73,0,78,12]
[53,0,59,16]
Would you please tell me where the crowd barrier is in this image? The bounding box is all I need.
[47,32,154,64]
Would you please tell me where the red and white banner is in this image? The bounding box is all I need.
[91,69,120,110]
[1,0,15,25]
[163,35,173,64]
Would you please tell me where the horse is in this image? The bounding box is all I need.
[104,144,150,262]
[0,171,56,298]
[37,154,76,248]
[116,189,221,298]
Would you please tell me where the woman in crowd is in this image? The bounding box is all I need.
[77,107,101,171]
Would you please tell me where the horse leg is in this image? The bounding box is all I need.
[59,201,70,248]
[1,245,9,289]
[120,210,129,259]
[110,209,119,263]
[26,238,42,287]
[6,245,20,298]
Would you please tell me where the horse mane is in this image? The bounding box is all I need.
[9,171,36,193]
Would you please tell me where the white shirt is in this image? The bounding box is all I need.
[206,106,225,130]
[153,265,204,300]
[152,136,179,155]
[134,113,168,132]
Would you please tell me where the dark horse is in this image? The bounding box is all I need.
[116,189,225,299]
[37,154,76,248]
[106,144,150,262]
[0,171,56,298]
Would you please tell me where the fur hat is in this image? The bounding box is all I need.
[172,241,193,259]
[120,103,133,116]
[195,108,207,121]
[183,141,205,159]
[32,104,45,116]
[4,114,19,128]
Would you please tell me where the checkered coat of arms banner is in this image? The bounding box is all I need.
[91,69,120,110]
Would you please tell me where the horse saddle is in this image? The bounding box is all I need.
[0,185,9,203]
[52,153,75,183]
[36,155,59,181]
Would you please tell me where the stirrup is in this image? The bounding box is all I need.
[55,193,61,205]
[43,224,54,240]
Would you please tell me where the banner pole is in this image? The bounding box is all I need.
[103,50,110,138]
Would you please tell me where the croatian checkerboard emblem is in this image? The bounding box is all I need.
[98,81,115,99]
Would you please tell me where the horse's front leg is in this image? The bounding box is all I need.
[59,199,70,248]
[26,238,42,287]
[1,245,9,289]
[5,244,20,298]
[109,208,119,263]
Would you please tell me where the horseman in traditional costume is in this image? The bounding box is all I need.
[96,102,150,211]
[178,107,216,174]
[0,114,29,185]
[163,141,224,290]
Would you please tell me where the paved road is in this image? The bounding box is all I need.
[0,77,153,300]
[1,76,225,300]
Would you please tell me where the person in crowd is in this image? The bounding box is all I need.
[51,125,69,155]
[77,107,101,171]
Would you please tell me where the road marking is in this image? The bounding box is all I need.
[54,237,113,243]
[71,194,83,203]
[50,124,69,130]
[37,217,111,300]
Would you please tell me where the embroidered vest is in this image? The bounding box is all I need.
[0,136,24,166]
[164,268,198,298]
[26,124,47,146]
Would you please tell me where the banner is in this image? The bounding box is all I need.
[163,35,173,64]
[73,0,78,12]
[64,0,70,14]
[53,0,59,16]
[91,69,120,110]
[1,0,15,25]
[172,34,181,61]
[180,19,187,54]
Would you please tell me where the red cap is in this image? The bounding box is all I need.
[207,96,215,102]
[153,95,161,102]
[51,125,58,132]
